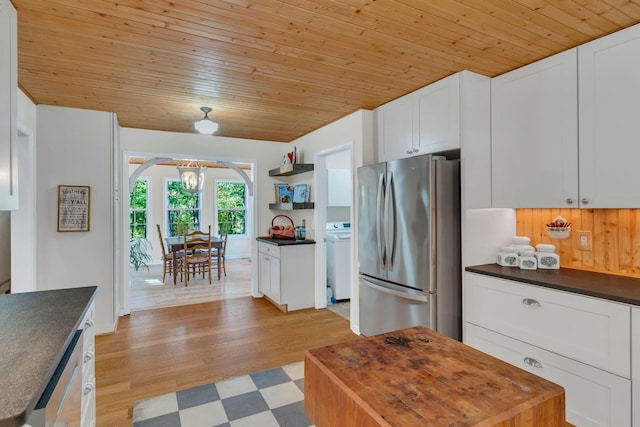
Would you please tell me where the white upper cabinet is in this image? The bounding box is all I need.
[578,24,640,208]
[376,94,414,162]
[491,23,640,209]
[327,169,351,207]
[376,72,463,163]
[376,71,491,208]
[0,0,17,210]
[491,49,578,208]
[414,74,460,155]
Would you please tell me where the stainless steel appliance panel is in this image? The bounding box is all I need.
[357,154,461,340]
[28,330,83,427]
[359,275,433,337]
[357,161,387,281]
[385,155,433,291]
[434,159,461,340]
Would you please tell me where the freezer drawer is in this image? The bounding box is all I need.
[359,275,431,337]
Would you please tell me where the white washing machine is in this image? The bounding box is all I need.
[326,222,351,300]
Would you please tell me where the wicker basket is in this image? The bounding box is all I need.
[269,215,295,239]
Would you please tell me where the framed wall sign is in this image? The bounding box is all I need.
[58,185,91,232]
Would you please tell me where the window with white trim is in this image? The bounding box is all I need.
[216,180,246,236]
[129,178,148,238]
[166,180,201,236]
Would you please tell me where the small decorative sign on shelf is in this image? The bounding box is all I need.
[58,185,91,232]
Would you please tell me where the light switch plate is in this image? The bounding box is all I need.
[576,230,592,251]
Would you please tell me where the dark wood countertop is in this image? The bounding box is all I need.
[465,264,640,306]
[0,286,97,427]
[305,326,566,426]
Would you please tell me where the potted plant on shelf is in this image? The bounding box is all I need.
[130,237,152,272]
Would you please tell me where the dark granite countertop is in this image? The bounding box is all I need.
[466,264,640,306]
[256,237,316,246]
[0,286,97,427]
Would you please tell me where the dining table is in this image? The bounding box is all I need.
[165,235,223,284]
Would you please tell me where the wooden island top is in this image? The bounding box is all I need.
[305,326,567,427]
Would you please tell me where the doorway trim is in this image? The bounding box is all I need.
[313,141,354,313]
[119,150,259,316]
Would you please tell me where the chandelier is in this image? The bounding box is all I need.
[177,162,206,195]
[194,106,219,135]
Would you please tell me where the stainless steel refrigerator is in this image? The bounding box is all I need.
[357,154,461,340]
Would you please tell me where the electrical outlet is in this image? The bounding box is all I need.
[576,230,592,251]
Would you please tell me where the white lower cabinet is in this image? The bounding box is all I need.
[81,302,96,427]
[467,324,630,427]
[258,246,281,302]
[258,242,314,311]
[633,308,640,427]
[464,272,632,427]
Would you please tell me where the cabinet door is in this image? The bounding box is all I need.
[491,49,578,208]
[0,0,17,210]
[327,169,351,207]
[269,255,281,303]
[467,323,631,427]
[258,253,271,296]
[633,308,640,427]
[414,73,460,154]
[465,273,631,377]
[376,96,414,162]
[579,24,640,207]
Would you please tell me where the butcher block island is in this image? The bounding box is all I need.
[305,326,568,427]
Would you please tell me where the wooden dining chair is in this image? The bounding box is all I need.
[211,231,228,276]
[182,226,212,285]
[157,224,181,282]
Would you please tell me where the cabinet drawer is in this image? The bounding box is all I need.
[466,323,631,427]
[258,242,281,258]
[465,273,630,377]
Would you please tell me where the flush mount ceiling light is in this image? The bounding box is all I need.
[194,106,219,135]
[177,161,206,195]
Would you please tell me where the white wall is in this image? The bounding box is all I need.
[287,109,374,335]
[36,105,116,334]
[131,164,253,262]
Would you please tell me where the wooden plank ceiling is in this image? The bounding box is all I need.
[13,0,640,142]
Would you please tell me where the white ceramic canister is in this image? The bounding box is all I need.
[518,251,538,270]
[536,243,560,269]
[511,244,535,256]
[511,236,531,246]
[497,246,518,267]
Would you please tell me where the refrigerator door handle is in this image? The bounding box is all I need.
[376,173,385,269]
[385,170,395,271]
[361,277,429,302]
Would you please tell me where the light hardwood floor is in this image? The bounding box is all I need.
[95,291,358,426]
[130,258,252,312]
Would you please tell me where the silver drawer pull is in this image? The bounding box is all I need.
[84,382,95,396]
[522,298,541,307]
[524,357,543,369]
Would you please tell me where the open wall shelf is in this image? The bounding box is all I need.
[269,163,314,177]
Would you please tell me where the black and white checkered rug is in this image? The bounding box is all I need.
[132,361,314,427]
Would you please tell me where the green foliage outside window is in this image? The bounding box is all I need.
[217,182,246,235]
[167,180,201,236]
[130,179,148,238]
